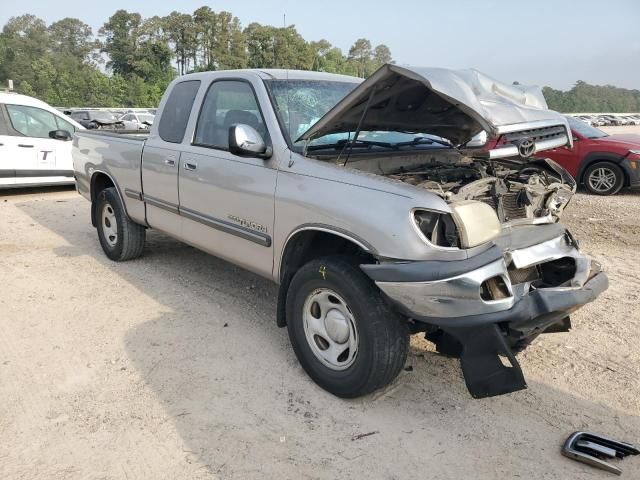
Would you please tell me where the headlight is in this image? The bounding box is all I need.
[448,201,501,248]
[413,201,501,249]
[412,210,460,248]
[628,149,640,156]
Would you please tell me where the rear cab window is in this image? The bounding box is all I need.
[158,80,201,144]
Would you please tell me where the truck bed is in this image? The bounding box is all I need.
[73,129,148,225]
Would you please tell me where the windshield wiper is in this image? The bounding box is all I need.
[306,138,398,152]
[395,135,454,148]
[306,136,453,152]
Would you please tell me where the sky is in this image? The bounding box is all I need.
[2,0,639,91]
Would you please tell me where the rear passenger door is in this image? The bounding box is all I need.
[178,79,277,277]
[141,80,200,237]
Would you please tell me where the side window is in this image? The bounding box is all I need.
[55,115,76,133]
[158,80,201,144]
[194,80,267,150]
[6,105,58,138]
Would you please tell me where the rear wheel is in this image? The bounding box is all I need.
[96,187,146,261]
[286,256,409,398]
[583,162,624,196]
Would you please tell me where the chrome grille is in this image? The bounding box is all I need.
[502,125,567,144]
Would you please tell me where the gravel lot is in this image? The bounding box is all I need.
[1,181,639,479]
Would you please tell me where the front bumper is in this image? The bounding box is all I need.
[362,229,609,398]
[364,233,608,329]
[621,158,640,188]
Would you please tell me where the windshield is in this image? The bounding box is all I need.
[265,79,357,148]
[266,79,453,152]
[567,116,608,139]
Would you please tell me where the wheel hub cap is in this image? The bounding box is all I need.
[102,203,118,247]
[589,167,616,192]
[303,288,358,371]
[324,309,350,344]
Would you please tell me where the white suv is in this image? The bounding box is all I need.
[0,92,84,188]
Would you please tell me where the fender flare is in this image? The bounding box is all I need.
[275,225,377,328]
[89,169,129,227]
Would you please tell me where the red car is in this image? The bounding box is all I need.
[538,116,640,195]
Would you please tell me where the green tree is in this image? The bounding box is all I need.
[348,38,372,77]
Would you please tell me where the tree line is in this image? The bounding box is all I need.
[1,9,638,112]
[543,81,640,113]
[0,8,393,107]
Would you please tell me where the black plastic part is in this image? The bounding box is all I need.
[442,324,527,399]
[360,245,501,283]
[562,431,640,475]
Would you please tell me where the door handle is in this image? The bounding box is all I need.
[165,158,176,167]
[184,162,197,171]
[18,144,34,148]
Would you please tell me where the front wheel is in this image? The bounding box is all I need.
[286,256,409,398]
[96,187,146,261]
[583,162,624,195]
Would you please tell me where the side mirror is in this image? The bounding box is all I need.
[572,135,579,142]
[49,129,72,141]
[228,124,272,159]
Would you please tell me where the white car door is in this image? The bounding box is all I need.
[4,104,76,185]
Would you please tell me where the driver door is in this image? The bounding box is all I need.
[178,79,277,277]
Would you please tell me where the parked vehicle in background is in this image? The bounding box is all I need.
[621,115,640,126]
[575,115,595,126]
[600,115,625,126]
[0,92,83,188]
[119,112,154,130]
[69,110,124,130]
[537,116,640,195]
[72,66,607,400]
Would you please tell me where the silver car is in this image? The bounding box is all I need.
[73,65,608,399]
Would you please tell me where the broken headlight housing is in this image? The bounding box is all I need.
[413,201,502,249]
[412,209,461,248]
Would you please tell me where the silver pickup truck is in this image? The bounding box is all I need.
[73,65,608,399]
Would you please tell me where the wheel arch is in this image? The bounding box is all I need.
[275,226,377,327]
[577,152,628,185]
[90,171,127,227]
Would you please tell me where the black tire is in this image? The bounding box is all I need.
[286,256,409,398]
[96,187,146,261]
[583,161,624,196]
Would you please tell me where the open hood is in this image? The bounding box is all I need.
[298,64,572,158]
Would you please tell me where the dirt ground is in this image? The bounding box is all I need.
[1,181,639,479]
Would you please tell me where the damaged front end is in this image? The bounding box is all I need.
[389,157,576,226]
[363,226,608,398]
[297,64,607,398]
[298,63,577,227]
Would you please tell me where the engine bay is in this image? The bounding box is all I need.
[316,150,577,225]
[387,159,576,224]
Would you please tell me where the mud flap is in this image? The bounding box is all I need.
[443,324,527,399]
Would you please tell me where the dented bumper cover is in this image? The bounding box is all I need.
[361,226,608,398]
